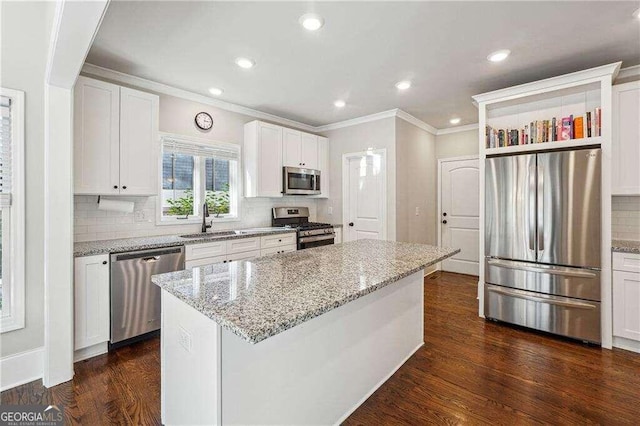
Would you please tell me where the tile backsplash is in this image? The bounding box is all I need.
[612,196,640,241]
[74,195,318,242]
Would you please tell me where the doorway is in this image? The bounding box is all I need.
[342,150,387,242]
[438,156,480,275]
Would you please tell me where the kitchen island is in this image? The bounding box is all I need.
[152,240,459,425]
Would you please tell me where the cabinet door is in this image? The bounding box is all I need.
[334,227,342,244]
[260,245,297,256]
[257,122,283,197]
[119,87,160,195]
[612,82,640,195]
[185,255,227,269]
[301,133,318,169]
[73,76,120,195]
[613,270,640,341]
[227,249,261,263]
[315,136,330,198]
[283,128,302,167]
[74,254,110,350]
[227,237,260,255]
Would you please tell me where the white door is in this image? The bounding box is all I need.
[119,86,159,195]
[73,76,120,195]
[345,153,385,241]
[440,158,480,275]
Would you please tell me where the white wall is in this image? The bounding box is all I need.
[317,118,396,240]
[0,1,55,358]
[395,118,437,244]
[435,129,478,160]
[73,88,320,241]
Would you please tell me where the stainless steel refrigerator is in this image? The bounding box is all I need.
[484,148,602,343]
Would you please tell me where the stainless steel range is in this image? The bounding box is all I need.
[272,207,335,250]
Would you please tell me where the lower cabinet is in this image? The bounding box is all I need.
[334,227,342,244]
[74,254,110,355]
[613,252,640,352]
[185,234,298,267]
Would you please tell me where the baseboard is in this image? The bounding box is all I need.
[74,342,108,362]
[613,336,640,354]
[334,342,424,425]
[0,346,43,391]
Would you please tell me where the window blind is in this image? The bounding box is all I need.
[162,136,239,161]
[0,96,12,207]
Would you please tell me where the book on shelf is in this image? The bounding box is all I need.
[484,106,602,148]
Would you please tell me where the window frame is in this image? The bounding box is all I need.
[0,88,25,333]
[156,133,241,225]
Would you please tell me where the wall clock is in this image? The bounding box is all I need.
[195,112,213,130]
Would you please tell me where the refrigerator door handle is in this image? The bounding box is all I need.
[486,285,598,310]
[487,258,598,278]
[537,165,545,254]
[528,164,536,252]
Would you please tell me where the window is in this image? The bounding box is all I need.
[0,88,25,333]
[159,135,240,223]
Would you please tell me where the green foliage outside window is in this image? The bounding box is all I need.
[166,185,230,218]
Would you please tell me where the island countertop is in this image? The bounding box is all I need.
[152,239,459,344]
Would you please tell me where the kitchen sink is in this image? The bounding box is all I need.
[179,231,236,239]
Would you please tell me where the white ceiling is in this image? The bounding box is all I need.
[87,1,640,129]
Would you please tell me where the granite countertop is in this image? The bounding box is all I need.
[74,228,296,257]
[612,239,640,254]
[152,240,459,344]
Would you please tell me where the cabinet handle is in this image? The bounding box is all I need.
[442,220,447,224]
[102,261,108,265]
[122,185,127,190]
[278,239,282,242]
[113,185,118,189]
[223,260,227,263]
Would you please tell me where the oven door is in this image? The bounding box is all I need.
[298,234,334,250]
[284,167,321,195]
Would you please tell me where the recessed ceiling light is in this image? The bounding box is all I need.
[395,80,411,90]
[487,49,511,62]
[449,117,461,125]
[300,13,324,31]
[334,100,346,108]
[208,87,223,96]
[235,57,255,69]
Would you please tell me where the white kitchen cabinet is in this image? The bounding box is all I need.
[613,252,640,353]
[227,249,261,263]
[283,129,318,169]
[315,136,330,198]
[244,121,284,197]
[260,233,296,249]
[119,87,159,195]
[612,81,640,195]
[74,254,110,351]
[227,237,260,254]
[334,227,342,244]
[185,240,226,261]
[260,245,297,256]
[74,76,159,196]
[186,255,227,269]
[73,77,120,195]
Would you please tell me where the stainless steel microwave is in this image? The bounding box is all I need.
[283,167,321,195]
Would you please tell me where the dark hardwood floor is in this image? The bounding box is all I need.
[2,272,639,425]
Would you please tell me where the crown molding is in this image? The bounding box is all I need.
[436,123,479,136]
[394,109,438,134]
[314,109,398,132]
[81,63,318,132]
[616,65,640,82]
[472,62,622,106]
[82,63,444,135]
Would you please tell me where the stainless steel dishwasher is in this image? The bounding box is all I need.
[110,246,184,345]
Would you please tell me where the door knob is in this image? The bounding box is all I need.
[442,220,447,224]
[348,222,354,227]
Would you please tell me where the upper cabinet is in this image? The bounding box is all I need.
[244,121,284,197]
[244,120,329,198]
[283,129,318,169]
[612,81,640,195]
[74,76,159,196]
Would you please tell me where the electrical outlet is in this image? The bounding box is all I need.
[328,206,333,215]
[415,207,420,216]
[178,326,192,352]
[134,210,147,222]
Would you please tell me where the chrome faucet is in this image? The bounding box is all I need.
[202,202,212,233]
